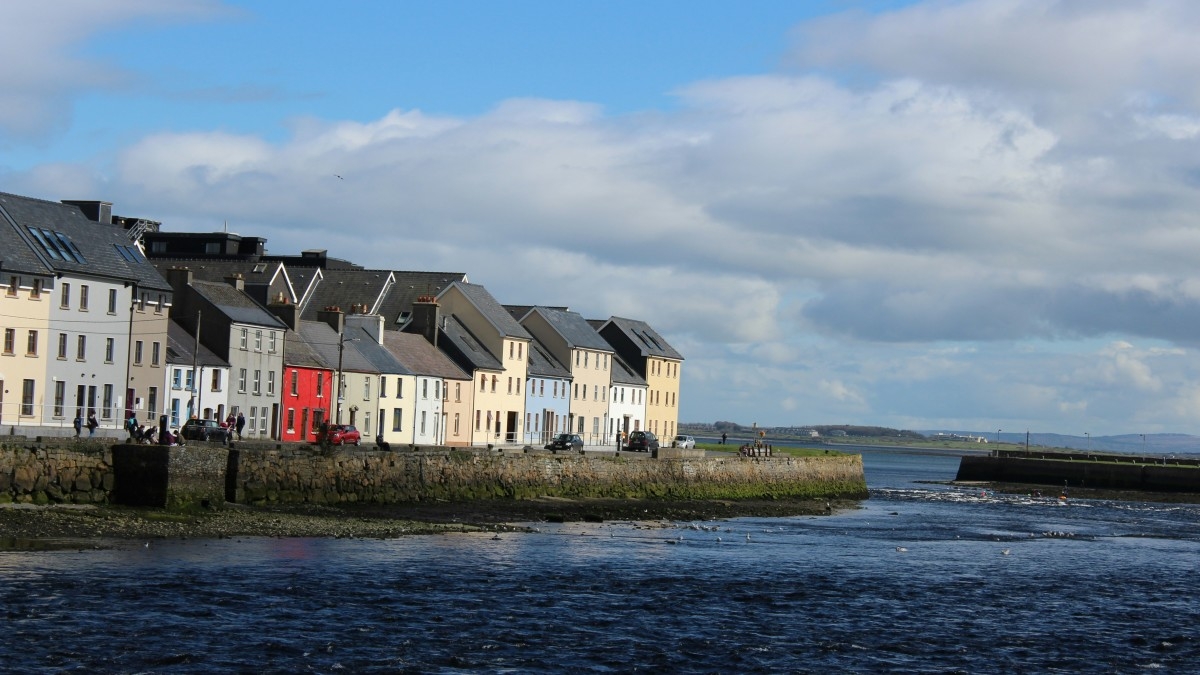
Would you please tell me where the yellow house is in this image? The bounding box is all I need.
[594,317,683,443]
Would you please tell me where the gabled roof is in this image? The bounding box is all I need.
[382,332,471,381]
[296,320,377,374]
[190,279,288,329]
[151,259,295,305]
[527,307,613,352]
[298,268,395,321]
[375,270,468,329]
[166,320,229,368]
[439,314,503,372]
[442,281,532,340]
[0,191,171,291]
[596,316,684,361]
[527,338,571,380]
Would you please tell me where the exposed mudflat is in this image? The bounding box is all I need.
[0,497,855,549]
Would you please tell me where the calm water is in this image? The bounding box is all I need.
[2,450,1199,673]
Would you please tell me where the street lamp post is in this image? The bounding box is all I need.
[1141,434,1146,455]
[335,333,359,425]
[1085,432,1090,452]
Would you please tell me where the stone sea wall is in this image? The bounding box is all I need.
[232,447,867,505]
[0,438,114,505]
[1,437,868,509]
[957,455,1200,492]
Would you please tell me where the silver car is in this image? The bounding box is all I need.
[673,435,696,449]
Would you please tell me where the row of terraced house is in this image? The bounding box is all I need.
[0,191,683,447]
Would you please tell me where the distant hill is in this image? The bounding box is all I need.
[921,430,1200,455]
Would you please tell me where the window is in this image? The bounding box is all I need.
[76,335,86,360]
[185,370,195,392]
[21,380,34,416]
[480,375,486,392]
[253,370,261,395]
[138,293,146,312]
[255,330,262,352]
[152,342,161,366]
[269,332,277,352]
[108,288,117,314]
[60,282,70,308]
[420,411,427,435]
[454,413,460,435]
[584,352,589,368]
[516,378,520,394]
[364,378,370,400]
[475,410,481,431]
[6,276,16,297]
[395,379,403,398]
[148,387,158,419]
[53,381,65,417]
[102,384,113,419]
[392,408,403,431]
[509,342,514,359]
[518,343,522,360]
[455,382,461,402]
[211,370,222,391]
[172,369,182,389]
[57,334,68,359]
[27,330,38,356]
[249,406,258,434]
[317,373,324,398]
[491,375,497,393]
[436,380,442,400]
[506,377,511,395]
[31,278,42,299]
[105,338,115,363]
[364,411,371,435]
[134,340,143,365]
[380,376,387,397]
[80,285,89,310]
[259,408,267,436]
[539,380,544,396]
[240,328,248,349]
[239,369,247,393]
[156,294,165,314]
[267,371,275,396]
[286,408,295,432]
[422,379,429,399]
[291,370,299,396]
[170,399,181,427]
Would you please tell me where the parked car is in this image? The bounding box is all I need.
[326,424,362,446]
[673,435,696,449]
[626,430,659,453]
[180,418,231,442]
[545,433,584,451]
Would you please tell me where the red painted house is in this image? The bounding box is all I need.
[280,326,333,443]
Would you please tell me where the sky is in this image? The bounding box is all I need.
[4,0,1200,437]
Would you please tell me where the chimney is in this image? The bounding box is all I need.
[268,294,299,331]
[166,267,193,293]
[410,295,440,347]
[346,313,384,345]
[224,273,244,292]
[317,305,344,335]
[61,200,113,225]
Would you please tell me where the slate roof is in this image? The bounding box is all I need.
[438,314,503,372]
[296,320,377,374]
[190,279,288,329]
[527,307,613,352]
[610,353,648,387]
[347,328,412,376]
[283,328,327,369]
[166,320,229,368]
[527,338,571,380]
[375,270,468,329]
[298,268,394,320]
[0,191,171,291]
[597,316,684,361]
[382,332,471,381]
[443,282,532,340]
[151,259,294,305]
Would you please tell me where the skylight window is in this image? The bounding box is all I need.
[113,244,142,263]
[29,228,86,264]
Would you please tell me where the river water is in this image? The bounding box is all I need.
[2,449,1199,673]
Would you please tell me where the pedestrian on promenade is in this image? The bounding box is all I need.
[721,432,727,445]
[86,411,99,437]
[236,412,246,440]
[73,414,82,437]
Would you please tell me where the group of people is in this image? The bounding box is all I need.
[72,411,100,437]
[223,412,247,441]
[125,414,183,445]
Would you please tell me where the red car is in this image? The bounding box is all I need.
[326,424,362,446]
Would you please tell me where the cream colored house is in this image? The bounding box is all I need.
[518,307,615,445]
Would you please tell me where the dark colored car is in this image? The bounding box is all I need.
[327,424,362,446]
[626,431,659,453]
[545,433,584,451]
[180,418,231,442]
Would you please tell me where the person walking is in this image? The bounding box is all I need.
[721,432,727,445]
[86,411,99,437]
[235,412,246,440]
[73,413,83,437]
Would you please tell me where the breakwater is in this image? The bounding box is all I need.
[956,450,1200,493]
[1,438,867,509]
